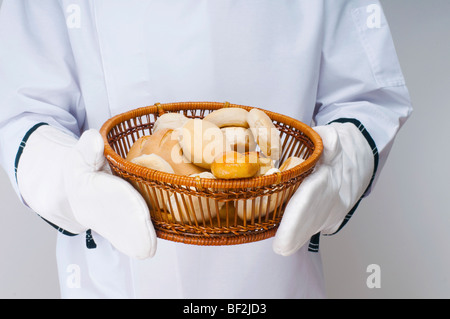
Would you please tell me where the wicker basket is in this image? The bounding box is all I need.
[100,102,323,246]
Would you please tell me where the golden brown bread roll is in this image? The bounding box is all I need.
[247,108,281,161]
[126,135,152,162]
[244,151,275,176]
[203,107,249,128]
[126,129,169,162]
[211,151,260,179]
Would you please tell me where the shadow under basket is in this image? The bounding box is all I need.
[100,102,323,246]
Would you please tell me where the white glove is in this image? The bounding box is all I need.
[16,125,157,259]
[273,122,375,256]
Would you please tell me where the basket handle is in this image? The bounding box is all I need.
[275,170,282,184]
[194,175,204,191]
[154,102,166,116]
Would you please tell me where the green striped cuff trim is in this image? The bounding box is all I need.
[14,122,49,182]
[308,118,379,252]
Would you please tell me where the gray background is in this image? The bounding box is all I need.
[1,0,449,298]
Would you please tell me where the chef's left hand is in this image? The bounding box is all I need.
[273,122,374,256]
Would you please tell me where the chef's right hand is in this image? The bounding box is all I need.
[16,125,157,259]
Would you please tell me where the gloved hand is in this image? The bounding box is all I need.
[16,125,157,259]
[273,122,374,256]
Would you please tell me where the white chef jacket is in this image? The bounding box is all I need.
[0,0,412,299]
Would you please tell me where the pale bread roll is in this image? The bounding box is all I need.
[153,112,189,133]
[168,172,224,223]
[247,108,281,161]
[130,153,174,209]
[279,156,305,171]
[235,168,283,221]
[138,129,206,176]
[203,107,249,128]
[130,153,175,174]
[178,119,231,169]
[221,126,256,153]
[264,167,281,176]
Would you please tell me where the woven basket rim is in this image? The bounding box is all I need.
[99,101,323,189]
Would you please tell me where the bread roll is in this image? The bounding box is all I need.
[178,119,231,169]
[245,151,275,176]
[203,107,249,128]
[221,126,256,153]
[235,168,283,221]
[127,128,206,176]
[211,151,260,179]
[130,153,174,210]
[130,153,174,174]
[126,135,152,161]
[126,129,169,162]
[264,167,281,176]
[168,172,224,223]
[279,156,305,171]
[247,108,281,161]
[141,129,207,176]
[153,112,189,133]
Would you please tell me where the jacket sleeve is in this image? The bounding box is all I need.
[311,0,412,237]
[0,0,85,197]
[314,0,413,194]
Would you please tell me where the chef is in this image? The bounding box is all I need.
[0,0,412,298]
